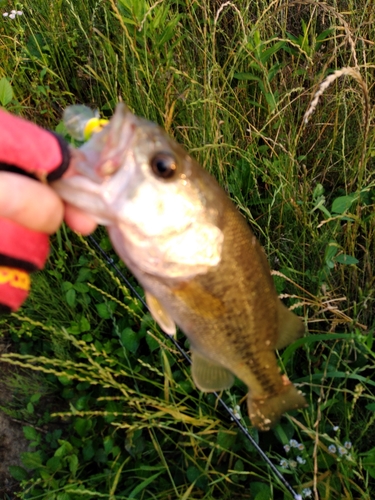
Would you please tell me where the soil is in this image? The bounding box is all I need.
[0,341,30,499]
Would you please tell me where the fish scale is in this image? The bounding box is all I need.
[53,103,307,430]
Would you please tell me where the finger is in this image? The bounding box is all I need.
[0,172,64,234]
[64,204,97,235]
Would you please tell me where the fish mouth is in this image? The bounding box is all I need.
[71,103,137,183]
[52,104,138,221]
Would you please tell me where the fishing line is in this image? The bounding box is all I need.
[88,235,302,500]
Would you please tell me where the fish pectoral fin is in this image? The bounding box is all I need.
[191,349,234,392]
[275,301,305,350]
[145,291,176,336]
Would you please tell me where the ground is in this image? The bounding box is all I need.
[0,342,30,499]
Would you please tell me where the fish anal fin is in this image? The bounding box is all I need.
[247,378,307,431]
[145,291,176,336]
[275,301,305,350]
[191,350,234,392]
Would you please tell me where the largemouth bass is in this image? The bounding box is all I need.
[53,103,307,430]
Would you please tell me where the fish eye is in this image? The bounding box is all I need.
[150,153,177,179]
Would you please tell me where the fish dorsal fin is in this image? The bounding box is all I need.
[145,291,176,336]
[191,349,234,392]
[275,301,305,350]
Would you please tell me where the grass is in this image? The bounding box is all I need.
[1,0,375,498]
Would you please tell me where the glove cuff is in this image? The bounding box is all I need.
[0,218,49,311]
[0,266,30,312]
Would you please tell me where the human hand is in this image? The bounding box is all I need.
[0,171,97,235]
[0,109,97,312]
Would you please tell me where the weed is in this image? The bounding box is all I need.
[1,0,375,499]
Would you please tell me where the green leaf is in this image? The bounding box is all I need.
[324,241,339,267]
[0,77,14,106]
[55,120,67,135]
[62,281,73,291]
[58,375,72,386]
[334,254,359,265]
[217,430,236,450]
[331,195,356,214]
[23,426,39,441]
[46,456,62,473]
[104,437,114,454]
[313,183,324,199]
[79,316,91,332]
[234,459,244,472]
[30,393,42,403]
[8,465,29,481]
[186,465,200,483]
[253,30,261,47]
[233,72,262,82]
[260,41,285,63]
[96,301,116,319]
[21,451,43,469]
[74,282,90,293]
[55,440,73,457]
[362,448,375,479]
[83,442,95,461]
[77,267,93,282]
[121,327,140,354]
[74,417,91,437]
[146,332,160,352]
[66,288,76,307]
[128,472,163,498]
[366,403,375,411]
[250,482,271,500]
[57,494,71,500]
[67,454,79,474]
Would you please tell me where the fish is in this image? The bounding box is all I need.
[53,103,307,431]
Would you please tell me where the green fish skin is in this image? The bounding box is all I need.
[53,103,307,431]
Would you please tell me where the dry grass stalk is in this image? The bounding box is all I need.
[303,66,369,129]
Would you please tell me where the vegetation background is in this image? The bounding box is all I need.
[1,0,375,498]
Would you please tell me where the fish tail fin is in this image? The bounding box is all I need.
[247,379,307,431]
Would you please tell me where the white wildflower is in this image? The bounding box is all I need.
[297,456,306,464]
[17,10,23,15]
[284,444,291,453]
[279,459,289,468]
[344,441,352,449]
[302,487,313,498]
[328,444,336,454]
[333,425,339,431]
[233,405,241,419]
[11,9,16,14]
[289,459,298,468]
[297,443,305,451]
[9,13,16,19]
[289,439,299,448]
[3,12,8,16]
[338,446,347,456]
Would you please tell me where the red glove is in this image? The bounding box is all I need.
[0,109,71,312]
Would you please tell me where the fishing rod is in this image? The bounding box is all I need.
[88,235,302,500]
